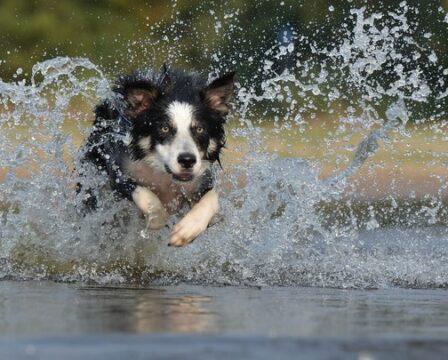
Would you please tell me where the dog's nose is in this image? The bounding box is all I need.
[177,153,196,169]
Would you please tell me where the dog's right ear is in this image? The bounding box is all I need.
[124,85,159,117]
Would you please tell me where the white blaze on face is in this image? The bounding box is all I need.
[155,101,202,176]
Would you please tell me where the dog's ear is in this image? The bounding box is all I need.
[125,85,159,117]
[201,72,235,115]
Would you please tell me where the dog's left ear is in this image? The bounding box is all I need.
[201,72,235,115]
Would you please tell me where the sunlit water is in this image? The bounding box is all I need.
[0,4,447,289]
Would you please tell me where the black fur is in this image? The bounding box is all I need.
[78,66,234,209]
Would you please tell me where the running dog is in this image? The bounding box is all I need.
[79,66,235,246]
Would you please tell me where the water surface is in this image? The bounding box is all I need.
[2,281,448,337]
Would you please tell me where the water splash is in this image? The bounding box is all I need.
[0,4,447,289]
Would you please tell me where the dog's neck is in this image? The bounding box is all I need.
[123,157,201,211]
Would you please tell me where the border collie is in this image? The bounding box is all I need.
[79,66,235,247]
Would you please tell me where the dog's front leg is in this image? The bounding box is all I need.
[169,188,219,247]
[132,186,168,230]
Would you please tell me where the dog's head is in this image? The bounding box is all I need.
[117,68,234,183]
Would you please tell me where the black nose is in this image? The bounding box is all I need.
[177,153,196,169]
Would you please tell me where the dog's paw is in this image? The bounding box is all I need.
[169,213,208,247]
[132,186,168,230]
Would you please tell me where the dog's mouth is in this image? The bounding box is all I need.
[164,165,194,182]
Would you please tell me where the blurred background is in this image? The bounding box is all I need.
[0,0,446,87]
[0,0,447,207]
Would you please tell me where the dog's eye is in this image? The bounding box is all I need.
[161,126,170,133]
[195,127,205,134]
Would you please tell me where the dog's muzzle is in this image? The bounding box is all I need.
[177,152,196,169]
[164,165,194,182]
[164,152,198,182]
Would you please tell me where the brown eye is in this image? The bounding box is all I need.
[161,126,170,133]
[196,127,205,134]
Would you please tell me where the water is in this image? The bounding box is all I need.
[3,281,448,337]
[1,281,448,359]
[0,3,447,291]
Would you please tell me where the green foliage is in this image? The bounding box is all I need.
[0,0,446,119]
[0,0,446,76]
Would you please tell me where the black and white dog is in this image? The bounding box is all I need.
[79,66,234,246]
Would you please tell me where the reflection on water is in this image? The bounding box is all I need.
[133,294,215,333]
[73,286,216,334]
[0,282,216,336]
[1,281,448,338]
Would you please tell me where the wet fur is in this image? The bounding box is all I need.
[78,66,234,246]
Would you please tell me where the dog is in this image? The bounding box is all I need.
[78,66,235,247]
